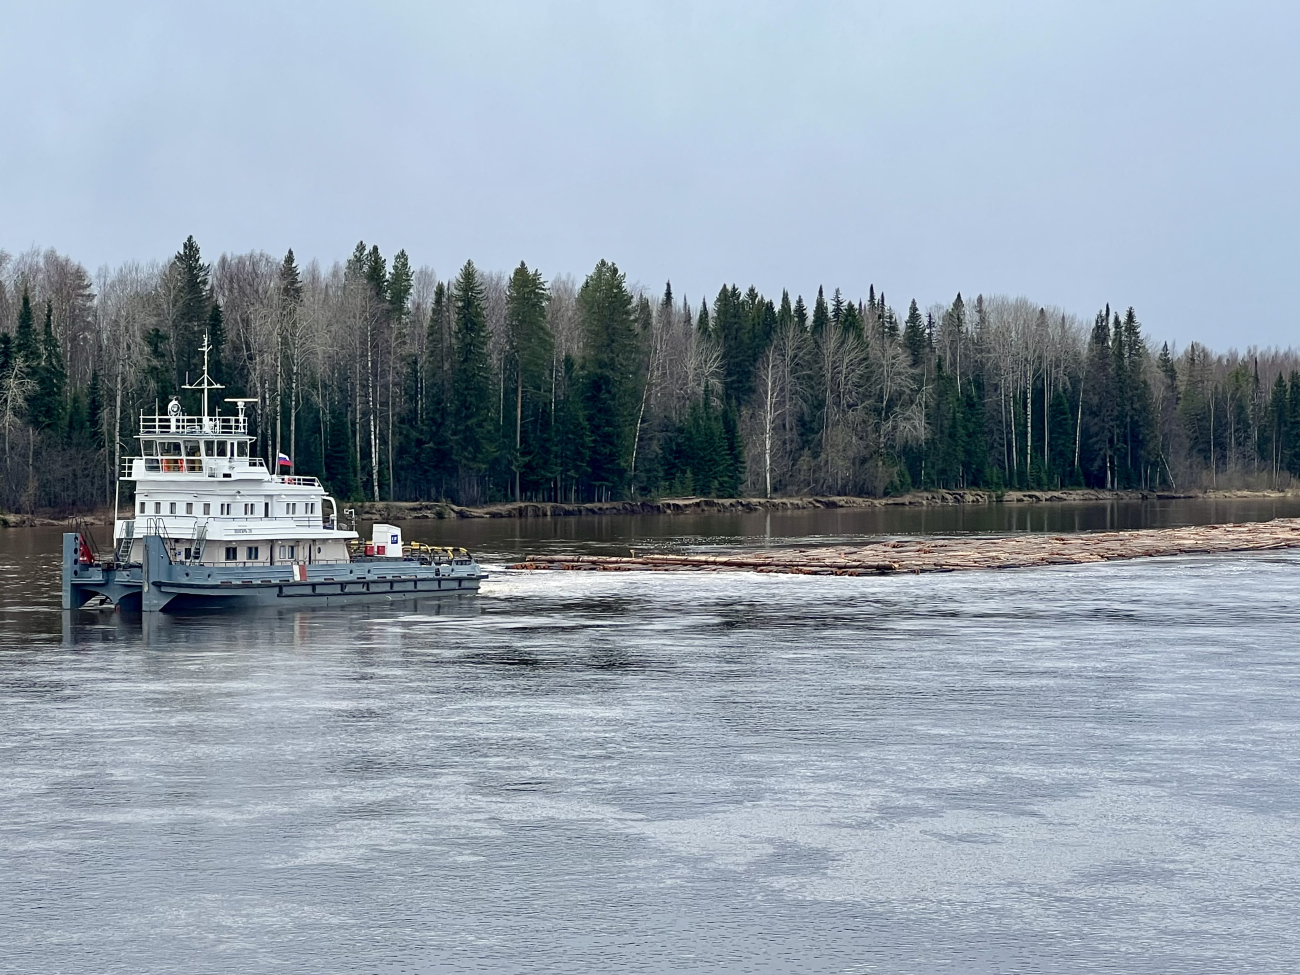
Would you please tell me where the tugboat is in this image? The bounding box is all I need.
[62,338,484,612]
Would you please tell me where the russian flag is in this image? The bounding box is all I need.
[277,452,291,467]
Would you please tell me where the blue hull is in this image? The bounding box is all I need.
[63,533,484,612]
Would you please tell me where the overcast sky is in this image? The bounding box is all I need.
[2,1,1296,347]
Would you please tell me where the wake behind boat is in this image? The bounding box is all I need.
[62,338,483,612]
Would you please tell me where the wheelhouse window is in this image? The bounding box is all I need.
[235,441,248,458]
[225,546,237,561]
[216,440,228,457]
[246,546,259,561]
[184,441,201,458]
[203,441,215,456]
[158,441,182,456]
[142,440,157,456]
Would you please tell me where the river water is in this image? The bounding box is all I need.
[3,500,1300,973]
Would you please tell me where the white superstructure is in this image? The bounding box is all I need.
[113,338,356,567]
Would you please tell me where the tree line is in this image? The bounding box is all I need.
[1,238,1298,513]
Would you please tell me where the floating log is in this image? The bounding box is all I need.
[509,518,1300,576]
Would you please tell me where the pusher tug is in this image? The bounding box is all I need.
[62,338,483,612]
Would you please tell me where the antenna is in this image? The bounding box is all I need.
[224,396,258,432]
[182,334,225,419]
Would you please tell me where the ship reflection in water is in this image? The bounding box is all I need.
[4,514,1300,973]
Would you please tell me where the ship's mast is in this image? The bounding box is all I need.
[182,334,224,420]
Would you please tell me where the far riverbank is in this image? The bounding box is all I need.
[353,488,1300,523]
[4,487,1297,529]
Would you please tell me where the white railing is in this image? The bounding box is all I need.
[274,475,321,487]
[138,413,247,435]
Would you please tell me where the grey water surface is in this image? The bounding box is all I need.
[2,503,1299,973]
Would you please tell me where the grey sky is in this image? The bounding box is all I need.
[3,1,1296,348]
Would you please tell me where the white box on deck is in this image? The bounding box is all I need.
[372,523,403,557]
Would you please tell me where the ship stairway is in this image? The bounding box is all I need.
[190,520,210,564]
[114,519,136,563]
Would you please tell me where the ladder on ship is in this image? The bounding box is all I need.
[189,520,209,564]
[114,519,135,563]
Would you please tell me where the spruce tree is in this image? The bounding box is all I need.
[505,261,552,499]
[793,295,808,331]
[840,300,862,337]
[14,289,38,367]
[903,299,927,365]
[27,302,66,432]
[1081,307,1115,486]
[777,290,793,331]
[170,236,211,391]
[280,249,303,304]
[364,245,388,301]
[387,250,412,320]
[578,259,640,498]
[812,286,828,334]
[206,298,229,388]
[450,260,495,489]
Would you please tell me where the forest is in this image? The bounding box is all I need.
[1,238,1298,514]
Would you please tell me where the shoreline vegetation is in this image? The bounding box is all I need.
[510,518,1300,576]
[6,487,1297,529]
[2,238,1300,518]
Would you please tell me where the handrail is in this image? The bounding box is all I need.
[137,413,248,435]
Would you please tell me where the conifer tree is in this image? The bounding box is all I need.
[1082,307,1115,486]
[830,288,844,328]
[505,261,551,499]
[793,295,808,331]
[903,299,927,365]
[812,286,828,334]
[364,245,388,301]
[579,259,640,498]
[387,250,412,320]
[840,300,862,337]
[206,299,228,388]
[27,302,66,432]
[450,260,494,494]
[777,290,793,331]
[169,236,211,391]
[14,289,38,367]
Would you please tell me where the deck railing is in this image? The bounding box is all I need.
[138,413,247,435]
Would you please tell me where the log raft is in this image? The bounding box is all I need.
[509,518,1300,576]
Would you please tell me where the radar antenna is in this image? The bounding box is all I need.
[182,334,225,419]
